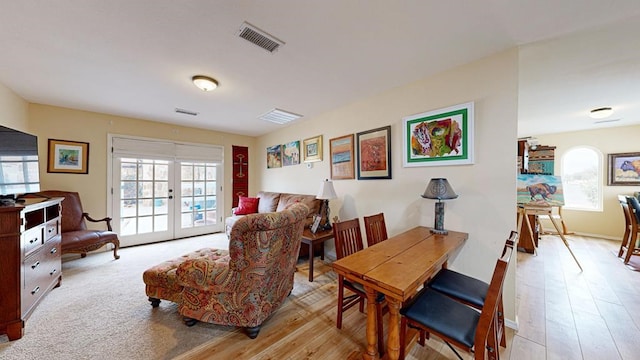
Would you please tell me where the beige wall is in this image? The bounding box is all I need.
[28,104,256,221]
[257,50,520,323]
[0,82,29,131]
[537,125,640,240]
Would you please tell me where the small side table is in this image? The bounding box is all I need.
[300,228,334,282]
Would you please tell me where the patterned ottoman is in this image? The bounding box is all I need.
[143,248,230,307]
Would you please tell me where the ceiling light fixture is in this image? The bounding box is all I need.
[192,75,218,91]
[589,107,613,119]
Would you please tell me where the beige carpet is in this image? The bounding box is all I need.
[0,233,321,360]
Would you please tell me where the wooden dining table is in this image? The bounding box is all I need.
[332,226,468,360]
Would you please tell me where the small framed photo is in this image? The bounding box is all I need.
[357,126,391,180]
[330,134,355,180]
[402,102,474,167]
[47,139,89,174]
[608,152,640,185]
[310,214,322,234]
[303,135,323,163]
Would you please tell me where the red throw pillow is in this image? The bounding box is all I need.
[235,196,259,215]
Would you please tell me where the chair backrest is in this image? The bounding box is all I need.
[619,195,633,230]
[474,237,515,357]
[38,190,87,232]
[363,212,388,247]
[627,196,640,226]
[502,230,518,256]
[333,218,364,259]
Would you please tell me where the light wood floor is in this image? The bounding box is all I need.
[178,234,640,360]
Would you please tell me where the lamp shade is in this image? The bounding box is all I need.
[317,179,337,200]
[421,178,458,200]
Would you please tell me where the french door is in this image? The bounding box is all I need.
[109,136,223,247]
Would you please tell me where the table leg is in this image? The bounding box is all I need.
[308,242,314,282]
[321,241,325,260]
[364,287,380,360]
[386,297,401,360]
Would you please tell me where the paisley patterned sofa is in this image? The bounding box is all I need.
[143,202,309,339]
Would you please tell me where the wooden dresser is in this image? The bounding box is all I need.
[0,197,63,341]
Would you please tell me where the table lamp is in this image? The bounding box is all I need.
[421,178,458,235]
[317,179,337,230]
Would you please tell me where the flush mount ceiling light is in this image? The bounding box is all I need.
[589,107,613,119]
[192,75,218,91]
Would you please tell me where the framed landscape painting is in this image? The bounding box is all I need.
[517,174,565,206]
[329,134,354,180]
[47,139,89,174]
[403,102,474,167]
[282,141,300,166]
[266,144,282,168]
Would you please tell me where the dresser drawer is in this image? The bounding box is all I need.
[22,239,61,316]
[22,227,43,256]
[45,219,60,242]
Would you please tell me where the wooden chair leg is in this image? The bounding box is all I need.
[618,227,631,257]
[624,232,638,264]
[376,302,385,356]
[337,277,345,329]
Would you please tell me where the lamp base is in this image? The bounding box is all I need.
[430,228,449,235]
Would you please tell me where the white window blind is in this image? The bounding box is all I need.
[111,136,223,162]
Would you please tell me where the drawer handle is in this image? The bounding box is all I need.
[50,247,57,254]
[29,237,38,244]
[31,286,40,295]
[50,269,57,276]
[48,227,54,234]
[31,261,40,269]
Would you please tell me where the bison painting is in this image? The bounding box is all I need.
[526,182,557,201]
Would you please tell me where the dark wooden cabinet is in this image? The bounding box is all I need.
[0,197,62,341]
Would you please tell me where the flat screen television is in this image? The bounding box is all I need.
[0,125,41,203]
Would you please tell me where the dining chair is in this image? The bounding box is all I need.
[363,212,388,247]
[622,196,640,264]
[333,218,386,355]
[399,239,514,360]
[425,231,518,349]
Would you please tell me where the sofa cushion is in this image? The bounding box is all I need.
[235,196,259,215]
[277,193,321,218]
[256,191,280,213]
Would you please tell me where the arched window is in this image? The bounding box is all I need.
[561,146,602,211]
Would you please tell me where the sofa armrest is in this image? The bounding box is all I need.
[176,255,238,292]
[82,212,113,231]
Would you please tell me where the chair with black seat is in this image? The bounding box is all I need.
[333,218,386,355]
[399,238,514,360]
[423,231,517,350]
[622,196,640,264]
[363,212,388,247]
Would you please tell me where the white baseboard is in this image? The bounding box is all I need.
[505,316,519,331]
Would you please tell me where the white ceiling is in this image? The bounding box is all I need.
[1,1,639,137]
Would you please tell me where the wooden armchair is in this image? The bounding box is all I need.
[39,190,120,260]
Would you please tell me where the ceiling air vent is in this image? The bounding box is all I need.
[259,108,302,124]
[175,108,198,116]
[238,22,284,53]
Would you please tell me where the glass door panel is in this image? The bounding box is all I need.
[175,162,220,238]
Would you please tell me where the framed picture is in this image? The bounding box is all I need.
[282,140,300,166]
[310,214,322,234]
[303,135,323,163]
[356,126,391,180]
[329,134,355,180]
[608,152,640,185]
[266,144,282,168]
[47,139,89,174]
[402,102,474,167]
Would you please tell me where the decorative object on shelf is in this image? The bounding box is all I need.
[192,75,218,91]
[356,125,391,180]
[421,178,458,234]
[303,135,323,162]
[517,174,564,206]
[282,140,300,166]
[266,144,282,168]
[47,139,89,174]
[403,102,474,167]
[316,179,337,230]
[232,145,249,208]
[608,152,640,186]
[329,134,355,180]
